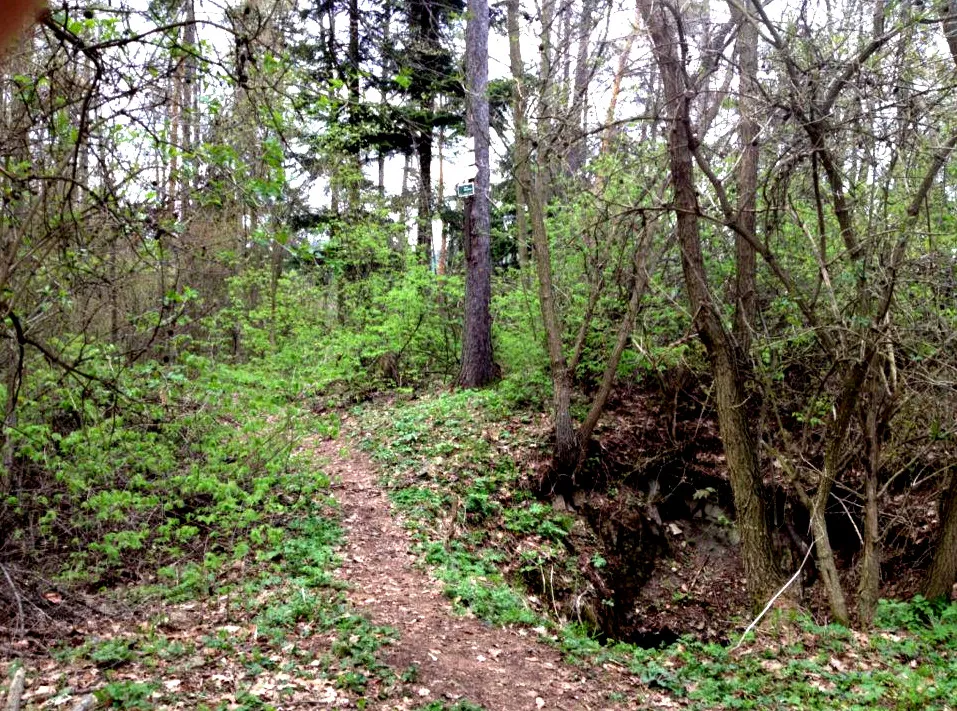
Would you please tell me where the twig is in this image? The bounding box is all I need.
[4,667,25,711]
[834,493,864,546]
[0,565,24,638]
[732,543,814,651]
[688,555,710,594]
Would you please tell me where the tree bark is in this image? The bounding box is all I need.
[858,378,882,624]
[457,0,496,387]
[417,128,434,266]
[637,0,785,607]
[437,123,448,275]
[809,357,872,625]
[509,0,578,472]
[347,0,362,212]
[181,0,198,213]
[732,3,758,353]
[925,473,957,600]
[506,0,530,269]
[566,0,595,174]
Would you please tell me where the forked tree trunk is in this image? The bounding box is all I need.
[637,0,785,607]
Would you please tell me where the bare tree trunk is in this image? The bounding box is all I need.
[437,123,447,275]
[457,0,496,387]
[347,0,362,212]
[1,338,22,494]
[400,151,412,250]
[378,2,392,199]
[181,0,198,214]
[416,129,434,266]
[268,239,283,350]
[925,473,957,600]
[637,0,785,607]
[507,0,530,269]
[567,0,595,174]
[858,378,882,624]
[807,359,871,625]
[732,2,758,353]
[168,50,181,221]
[538,0,556,190]
[510,0,578,472]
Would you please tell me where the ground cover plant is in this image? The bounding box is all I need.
[356,388,957,710]
[359,389,579,628]
[0,352,405,709]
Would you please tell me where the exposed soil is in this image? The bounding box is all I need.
[515,385,753,647]
[549,381,940,637]
[316,430,661,710]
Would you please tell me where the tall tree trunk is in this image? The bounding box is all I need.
[732,2,758,353]
[416,128,434,266]
[378,1,392,199]
[400,151,412,250]
[858,377,882,624]
[506,0,530,270]
[637,0,784,607]
[1,336,22,494]
[181,0,198,214]
[925,473,957,600]
[347,0,362,212]
[566,0,595,174]
[510,0,577,472]
[268,239,283,351]
[408,0,442,267]
[538,0,556,190]
[437,123,448,275]
[457,0,496,387]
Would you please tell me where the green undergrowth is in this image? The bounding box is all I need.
[2,350,404,708]
[358,388,580,629]
[557,596,957,710]
[415,701,486,711]
[37,511,401,709]
[357,388,957,710]
[5,348,341,587]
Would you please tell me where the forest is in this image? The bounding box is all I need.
[1,0,957,708]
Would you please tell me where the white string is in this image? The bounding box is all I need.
[732,541,814,651]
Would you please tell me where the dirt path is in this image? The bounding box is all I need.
[316,432,649,711]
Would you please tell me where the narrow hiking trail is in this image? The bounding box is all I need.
[316,428,656,711]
